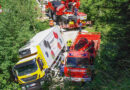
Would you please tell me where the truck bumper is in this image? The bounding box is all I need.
[64,76,91,82]
[21,78,45,90]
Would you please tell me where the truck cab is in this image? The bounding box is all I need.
[64,51,92,82]
[12,47,47,90]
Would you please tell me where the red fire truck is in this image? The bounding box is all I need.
[64,32,101,82]
[46,0,87,29]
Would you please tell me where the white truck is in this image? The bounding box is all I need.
[12,26,65,90]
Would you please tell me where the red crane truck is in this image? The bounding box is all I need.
[64,32,101,82]
[46,0,87,29]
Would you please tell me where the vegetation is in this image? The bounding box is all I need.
[0,0,49,89]
[79,0,130,89]
[0,0,129,90]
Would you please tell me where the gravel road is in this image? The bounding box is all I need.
[62,29,88,43]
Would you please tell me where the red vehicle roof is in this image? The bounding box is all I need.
[70,32,101,51]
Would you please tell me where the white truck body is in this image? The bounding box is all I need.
[19,26,65,68]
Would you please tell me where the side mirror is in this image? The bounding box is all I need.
[12,67,15,76]
[12,67,18,82]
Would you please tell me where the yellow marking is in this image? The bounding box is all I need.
[17,60,46,84]
[18,69,39,84]
[35,56,45,78]
[17,45,48,84]
[36,45,48,69]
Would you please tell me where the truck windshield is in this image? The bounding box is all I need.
[14,59,37,76]
[66,57,89,68]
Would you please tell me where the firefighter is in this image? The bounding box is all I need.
[74,7,78,16]
[88,40,95,65]
[69,20,74,28]
[67,40,72,51]
[49,19,54,27]
[79,21,82,33]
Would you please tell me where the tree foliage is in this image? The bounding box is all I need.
[0,0,129,89]
[79,0,130,89]
[0,0,49,89]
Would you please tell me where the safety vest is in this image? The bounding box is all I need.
[69,21,74,25]
[67,40,72,47]
[49,20,54,26]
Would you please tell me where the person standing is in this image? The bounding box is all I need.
[60,60,65,76]
[74,7,78,16]
[67,40,72,51]
[79,21,82,33]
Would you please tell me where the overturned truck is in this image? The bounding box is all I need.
[12,26,65,90]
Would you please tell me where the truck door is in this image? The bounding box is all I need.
[37,58,44,70]
[37,58,45,77]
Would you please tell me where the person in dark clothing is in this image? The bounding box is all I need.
[74,7,78,16]
[79,21,82,33]
[67,40,72,51]
[59,61,65,76]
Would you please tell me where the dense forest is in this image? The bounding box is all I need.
[0,0,129,90]
[0,0,49,89]
[80,0,130,89]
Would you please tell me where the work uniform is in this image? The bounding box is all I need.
[88,40,95,65]
[69,21,74,28]
[67,40,72,51]
[74,7,78,16]
[79,21,82,33]
[60,61,65,76]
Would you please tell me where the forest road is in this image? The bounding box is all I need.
[62,29,88,45]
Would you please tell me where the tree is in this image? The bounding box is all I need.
[79,0,130,89]
[0,0,42,89]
